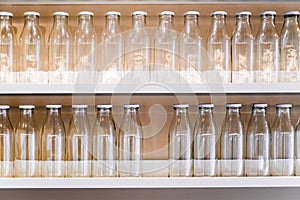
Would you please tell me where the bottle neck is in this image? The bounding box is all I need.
[53,15,68,29]
[235,15,252,33]
[73,108,87,117]
[252,107,266,116]
[226,107,241,116]
[132,15,146,29]
[24,16,39,27]
[78,15,93,29]
[0,16,12,27]
[199,107,213,116]
[212,14,226,29]
[175,108,188,117]
[159,14,175,30]
[276,108,291,118]
[105,15,120,34]
[47,108,61,116]
[19,109,34,124]
[284,15,299,27]
[184,14,199,32]
[0,109,8,118]
[97,108,111,118]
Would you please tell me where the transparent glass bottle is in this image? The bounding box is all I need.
[100,11,123,83]
[125,11,150,83]
[220,104,243,177]
[295,108,300,175]
[118,104,143,177]
[153,11,178,83]
[15,105,40,177]
[255,11,279,83]
[67,105,92,177]
[74,11,97,83]
[207,11,231,83]
[0,12,16,83]
[232,11,255,83]
[41,105,66,177]
[193,104,217,177]
[179,11,203,83]
[92,105,116,177]
[48,12,72,83]
[245,104,270,176]
[271,104,294,176]
[279,11,300,82]
[19,11,45,84]
[169,104,193,177]
[0,105,14,177]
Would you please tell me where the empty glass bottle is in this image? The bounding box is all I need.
[100,11,124,83]
[48,11,72,83]
[169,104,193,177]
[232,11,255,83]
[118,104,143,177]
[125,11,150,83]
[279,11,300,82]
[19,11,45,83]
[0,105,14,177]
[15,105,40,177]
[245,104,270,176]
[220,104,243,177]
[67,105,92,177]
[194,104,217,177]
[153,11,178,83]
[92,105,116,177]
[74,11,97,83]
[255,11,279,83]
[41,105,66,177]
[179,11,203,83]
[0,12,16,83]
[271,104,294,176]
[206,11,231,83]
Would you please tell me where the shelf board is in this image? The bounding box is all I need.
[0,177,300,189]
[0,83,299,95]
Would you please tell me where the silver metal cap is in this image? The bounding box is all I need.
[260,11,276,16]
[123,104,139,109]
[173,104,189,109]
[198,104,214,108]
[211,11,227,16]
[276,104,292,108]
[0,105,9,110]
[131,11,147,16]
[184,11,200,16]
[252,103,268,108]
[72,104,88,109]
[105,11,121,16]
[236,11,252,16]
[0,12,13,17]
[53,11,69,17]
[78,11,94,16]
[24,11,40,17]
[159,11,174,16]
[97,105,113,109]
[46,105,62,109]
[284,11,300,16]
[226,104,242,108]
[19,105,35,109]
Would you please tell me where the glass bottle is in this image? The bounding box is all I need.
[279,11,300,82]
[153,11,178,83]
[67,105,92,177]
[100,11,123,84]
[245,104,270,176]
[0,12,16,83]
[220,104,243,177]
[19,11,45,84]
[179,11,203,83]
[232,11,255,83]
[15,105,40,177]
[271,104,294,176]
[295,108,300,175]
[74,11,97,83]
[169,104,193,177]
[193,104,217,177]
[48,11,72,83]
[0,105,14,177]
[118,104,143,177]
[255,11,279,83]
[207,11,231,83]
[41,105,66,177]
[92,105,116,177]
[125,11,150,83]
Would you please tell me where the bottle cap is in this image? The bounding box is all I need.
[284,11,300,17]
[0,12,13,17]
[226,104,242,108]
[19,105,35,109]
[53,11,69,17]
[24,11,40,17]
[276,104,292,108]
[72,104,88,109]
[211,11,227,16]
[235,11,252,16]
[46,105,62,109]
[260,11,276,16]
[184,11,200,16]
[173,104,189,108]
[78,11,94,16]
[123,104,139,109]
[105,11,121,16]
[97,105,113,109]
[0,105,9,109]
[252,103,268,108]
[131,11,147,16]
[159,11,175,16]
[198,104,214,108]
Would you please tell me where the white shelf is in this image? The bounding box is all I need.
[0,177,300,189]
[0,83,299,94]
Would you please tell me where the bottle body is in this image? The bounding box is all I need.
[92,105,116,177]
[193,104,217,177]
[15,105,40,177]
[220,104,243,176]
[169,104,193,177]
[67,105,92,177]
